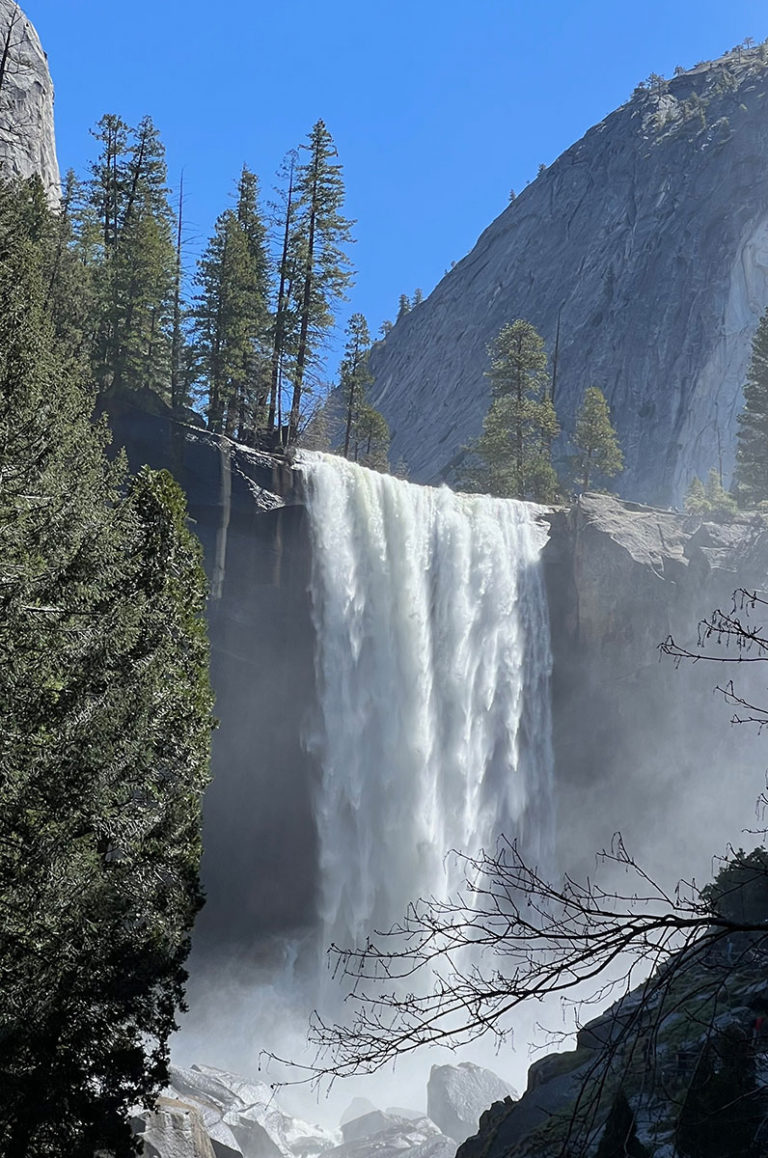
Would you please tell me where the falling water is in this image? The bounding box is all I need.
[300,453,555,958]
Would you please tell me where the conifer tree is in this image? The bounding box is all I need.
[0,178,213,1156]
[397,293,411,319]
[286,120,355,443]
[462,320,559,502]
[734,308,768,506]
[194,166,271,436]
[87,115,177,398]
[341,312,373,457]
[685,474,709,515]
[352,403,390,470]
[267,150,298,437]
[572,386,623,490]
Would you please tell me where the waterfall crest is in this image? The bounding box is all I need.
[300,453,555,956]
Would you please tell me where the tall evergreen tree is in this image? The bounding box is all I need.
[194,166,271,436]
[267,150,299,438]
[734,308,768,506]
[352,403,390,471]
[87,115,177,398]
[286,119,355,443]
[462,320,559,502]
[341,312,372,458]
[572,386,623,491]
[0,178,214,1156]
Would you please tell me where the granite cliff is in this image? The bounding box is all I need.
[369,45,768,505]
[0,0,59,198]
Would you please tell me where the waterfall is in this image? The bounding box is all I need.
[300,453,555,958]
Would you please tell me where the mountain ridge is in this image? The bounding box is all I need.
[369,44,768,505]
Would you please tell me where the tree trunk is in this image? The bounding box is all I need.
[268,158,295,433]
[170,175,184,411]
[343,378,356,457]
[289,152,319,444]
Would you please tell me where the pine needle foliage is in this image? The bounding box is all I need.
[0,179,214,1157]
[461,319,559,502]
[572,386,623,491]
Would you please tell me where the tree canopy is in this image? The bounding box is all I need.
[461,319,559,502]
[572,386,623,491]
[0,176,214,1157]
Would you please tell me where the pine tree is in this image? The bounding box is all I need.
[87,115,177,398]
[194,167,271,436]
[397,292,411,319]
[704,467,737,520]
[572,386,623,491]
[734,308,768,506]
[341,312,372,457]
[685,475,709,514]
[462,320,559,502]
[0,179,213,1156]
[352,403,390,470]
[287,120,355,443]
[267,149,299,438]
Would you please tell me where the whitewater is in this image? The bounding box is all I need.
[178,451,556,1117]
[301,452,556,959]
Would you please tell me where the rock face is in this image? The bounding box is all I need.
[369,46,768,505]
[0,1,59,198]
[103,391,318,970]
[456,936,768,1158]
[133,1065,459,1158]
[543,492,768,884]
[332,1113,453,1158]
[138,1097,217,1158]
[426,1063,517,1143]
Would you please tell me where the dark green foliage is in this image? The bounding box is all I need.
[352,403,390,471]
[734,308,768,507]
[0,180,214,1156]
[594,1090,649,1158]
[194,165,271,435]
[675,1026,765,1158]
[341,312,373,456]
[461,319,559,502]
[685,469,738,520]
[572,386,623,491]
[87,114,178,398]
[287,119,355,442]
[337,313,389,469]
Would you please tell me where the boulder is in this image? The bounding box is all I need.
[138,1096,217,1158]
[426,1062,517,1143]
[325,1115,453,1158]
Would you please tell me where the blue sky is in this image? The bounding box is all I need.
[23,0,768,375]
